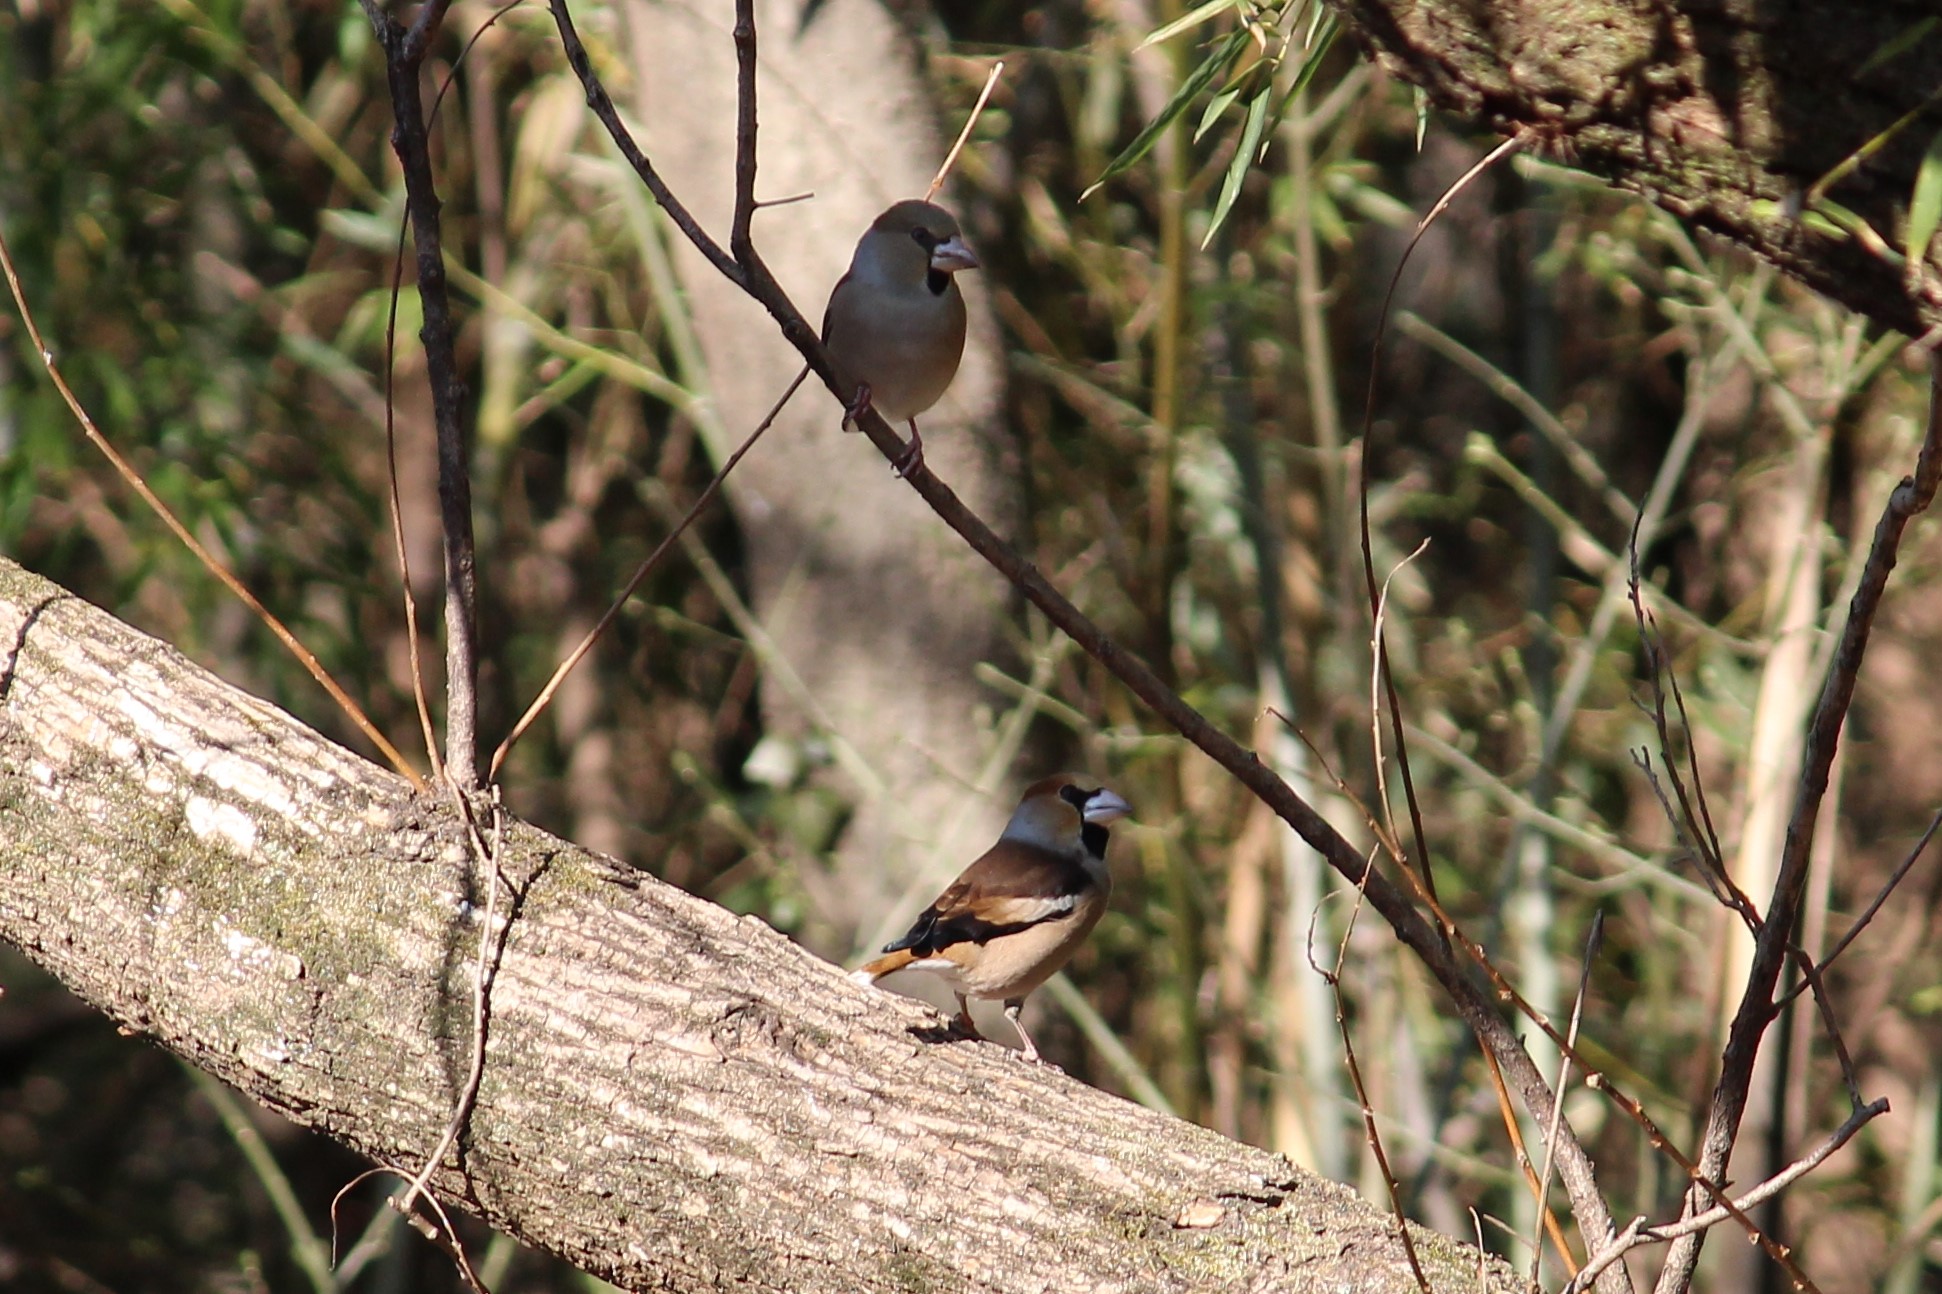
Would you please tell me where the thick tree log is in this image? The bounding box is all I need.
[0,558,1514,1293]
[1338,0,1942,337]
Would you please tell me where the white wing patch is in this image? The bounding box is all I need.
[971,893,1078,927]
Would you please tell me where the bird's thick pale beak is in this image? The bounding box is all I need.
[930,235,979,273]
[1083,789,1133,824]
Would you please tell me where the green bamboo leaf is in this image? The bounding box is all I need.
[1202,87,1271,248]
[1906,128,1942,266]
[1195,86,1243,143]
[1084,28,1250,199]
[1803,198,1859,245]
[1268,14,1338,124]
[1137,0,1240,51]
[1857,17,1937,77]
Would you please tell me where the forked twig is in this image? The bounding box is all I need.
[490,23,1006,781]
[1377,829,1830,1290]
[1570,1098,1887,1294]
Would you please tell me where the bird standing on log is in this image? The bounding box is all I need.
[852,776,1132,1064]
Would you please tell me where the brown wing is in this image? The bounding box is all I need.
[881,840,1091,956]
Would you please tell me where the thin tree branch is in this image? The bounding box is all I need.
[1658,350,1942,1294]
[361,0,480,788]
[1572,1098,1888,1294]
[729,0,759,256]
[1777,806,1942,1009]
[547,0,741,286]
[1310,882,1431,1294]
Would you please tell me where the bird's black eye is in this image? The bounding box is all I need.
[910,227,937,251]
[1059,784,1092,810]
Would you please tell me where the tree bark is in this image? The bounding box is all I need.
[0,557,1513,1293]
[1336,0,1942,338]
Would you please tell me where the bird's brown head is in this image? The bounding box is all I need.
[1002,775,1132,854]
[862,200,980,286]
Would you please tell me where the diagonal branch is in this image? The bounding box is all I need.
[548,0,741,286]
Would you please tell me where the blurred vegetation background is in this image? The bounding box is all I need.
[2,1,1939,1291]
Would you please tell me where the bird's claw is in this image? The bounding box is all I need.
[842,382,874,429]
[892,423,925,478]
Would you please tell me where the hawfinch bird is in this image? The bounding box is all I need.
[821,199,978,476]
[852,776,1132,1064]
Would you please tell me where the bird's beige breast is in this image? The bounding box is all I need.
[951,887,1107,1001]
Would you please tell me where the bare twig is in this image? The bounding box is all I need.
[1530,913,1601,1284]
[926,61,1005,202]
[1358,130,1529,925]
[1657,351,1942,1294]
[361,0,480,788]
[1308,882,1431,1294]
[0,221,424,788]
[1630,568,1868,1105]
[487,380,797,781]
[1572,1098,1888,1294]
[384,193,446,786]
[729,0,759,255]
[1780,806,1942,1008]
[1369,539,1430,845]
[1475,1045,1580,1273]
[1626,555,1751,925]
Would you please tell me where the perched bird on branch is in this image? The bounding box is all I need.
[821,199,978,477]
[851,776,1132,1064]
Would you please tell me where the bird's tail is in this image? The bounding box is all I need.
[850,947,917,986]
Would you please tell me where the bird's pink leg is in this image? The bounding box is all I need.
[950,993,982,1039]
[892,419,925,478]
[842,382,874,429]
[1004,999,1057,1068]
